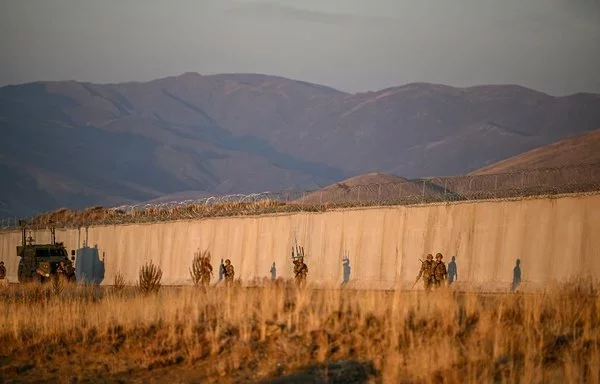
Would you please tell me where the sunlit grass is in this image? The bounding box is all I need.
[1,278,599,382]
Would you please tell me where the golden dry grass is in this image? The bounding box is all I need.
[1,279,599,383]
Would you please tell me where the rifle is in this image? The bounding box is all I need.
[411,259,425,289]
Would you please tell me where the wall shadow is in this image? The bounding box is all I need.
[512,259,521,292]
[342,257,351,285]
[448,256,458,285]
[270,262,277,280]
[75,244,105,285]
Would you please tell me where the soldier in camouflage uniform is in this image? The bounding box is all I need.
[223,259,235,286]
[293,257,308,288]
[414,253,434,291]
[56,261,67,277]
[432,253,448,288]
[0,261,6,286]
[200,255,213,287]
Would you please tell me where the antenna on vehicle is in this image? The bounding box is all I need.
[49,221,56,245]
[19,219,27,247]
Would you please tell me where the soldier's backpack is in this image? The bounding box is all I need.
[422,260,433,280]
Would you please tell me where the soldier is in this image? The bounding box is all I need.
[65,261,76,282]
[414,253,434,291]
[0,261,6,286]
[218,258,225,282]
[56,261,67,276]
[432,253,448,288]
[200,255,213,287]
[294,257,308,288]
[223,259,235,286]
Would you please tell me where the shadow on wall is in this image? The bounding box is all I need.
[270,262,277,280]
[512,259,521,292]
[75,244,105,285]
[448,256,458,285]
[342,257,351,285]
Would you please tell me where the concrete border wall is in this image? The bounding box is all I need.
[1,193,599,291]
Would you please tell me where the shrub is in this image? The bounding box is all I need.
[51,275,66,296]
[113,271,126,291]
[189,249,211,287]
[137,260,162,295]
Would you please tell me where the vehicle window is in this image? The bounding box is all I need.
[35,249,49,257]
[49,248,67,257]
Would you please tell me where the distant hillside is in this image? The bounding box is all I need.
[2,73,600,216]
[471,129,600,174]
[295,173,443,205]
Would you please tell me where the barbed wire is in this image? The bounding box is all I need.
[1,163,599,230]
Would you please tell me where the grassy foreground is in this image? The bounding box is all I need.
[0,280,599,383]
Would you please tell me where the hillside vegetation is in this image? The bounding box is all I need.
[472,129,600,174]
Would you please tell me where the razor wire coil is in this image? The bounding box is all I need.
[2,163,599,230]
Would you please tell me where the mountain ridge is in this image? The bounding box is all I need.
[2,72,600,217]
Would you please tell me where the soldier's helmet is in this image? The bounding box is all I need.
[435,253,443,260]
[225,259,231,265]
[426,254,433,260]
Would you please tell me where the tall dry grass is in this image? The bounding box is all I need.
[0,279,599,383]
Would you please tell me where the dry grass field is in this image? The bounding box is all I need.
[1,278,599,383]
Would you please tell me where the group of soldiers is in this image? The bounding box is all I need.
[193,249,454,291]
[414,252,450,291]
[193,251,308,288]
[36,260,76,282]
[195,252,236,287]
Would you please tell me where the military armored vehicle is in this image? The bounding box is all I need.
[16,221,76,283]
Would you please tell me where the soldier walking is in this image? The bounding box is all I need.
[0,261,6,286]
[223,259,235,287]
[218,259,225,282]
[293,257,308,288]
[56,261,67,276]
[200,254,213,287]
[432,253,448,288]
[414,254,434,291]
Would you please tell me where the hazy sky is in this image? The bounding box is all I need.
[1,0,599,95]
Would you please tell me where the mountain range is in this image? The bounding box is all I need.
[2,72,600,217]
